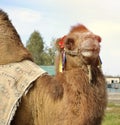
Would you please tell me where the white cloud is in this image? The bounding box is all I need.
[4,7,42,23]
[14,9,42,23]
[1,6,44,43]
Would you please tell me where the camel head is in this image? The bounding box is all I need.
[55,24,102,73]
[0,9,33,65]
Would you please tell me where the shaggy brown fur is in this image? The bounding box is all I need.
[0,9,107,125]
[0,10,33,65]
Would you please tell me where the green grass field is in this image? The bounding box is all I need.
[102,103,120,125]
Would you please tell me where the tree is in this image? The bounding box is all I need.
[26,31,57,65]
[26,30,44,65]
[48,39,56,65]
[45,38,57,65]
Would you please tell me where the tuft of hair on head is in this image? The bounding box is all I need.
[70,24,89,33]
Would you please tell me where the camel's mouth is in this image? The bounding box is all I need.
[81,48,100,58]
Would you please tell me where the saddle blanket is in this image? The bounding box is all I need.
[0,60,47,125]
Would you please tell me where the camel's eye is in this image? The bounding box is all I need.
[65,38,75,50]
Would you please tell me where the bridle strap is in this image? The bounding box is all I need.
[59,49,79,72]
[64,49,79,56]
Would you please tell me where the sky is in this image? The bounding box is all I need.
[1,0,120,76]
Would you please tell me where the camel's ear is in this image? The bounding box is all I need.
[95,35,101,42]
[64,37,75,50]
[55,36,66,52]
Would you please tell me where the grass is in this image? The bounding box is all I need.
[102,103,120,125]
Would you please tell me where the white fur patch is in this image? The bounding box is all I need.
[81,51,93,57]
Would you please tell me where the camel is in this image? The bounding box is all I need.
[0,9,107,125]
